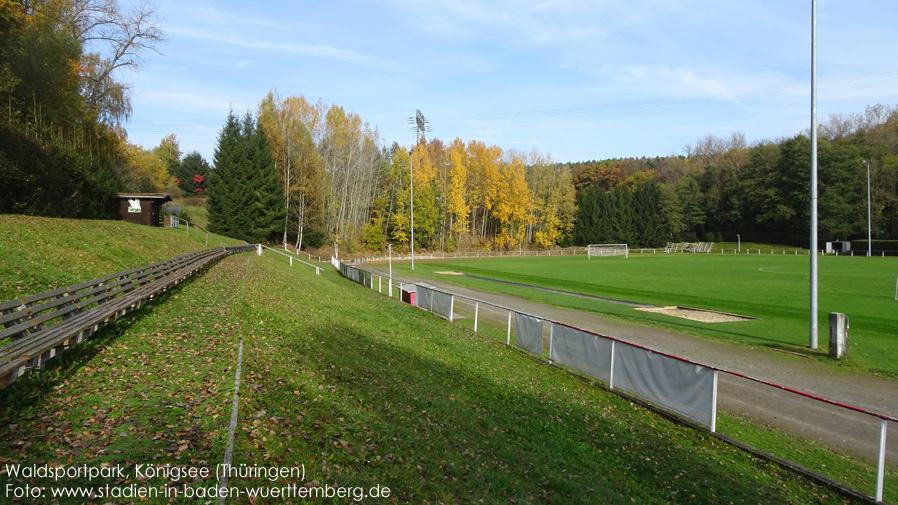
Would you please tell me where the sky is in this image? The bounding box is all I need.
[122,0,898,164]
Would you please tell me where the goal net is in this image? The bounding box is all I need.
[588,244,629,259]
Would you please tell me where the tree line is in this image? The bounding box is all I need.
[569,104,898,247]
[209,92,898,252]
[207,91,578,253]
[3,1,895,250]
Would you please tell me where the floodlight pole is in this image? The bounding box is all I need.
[865,160,872,257]
[809,0,819,349]
[406,110,429,271]
[410,148,415,270]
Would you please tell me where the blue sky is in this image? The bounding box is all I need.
[124,0,898,164]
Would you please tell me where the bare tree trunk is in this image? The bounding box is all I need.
[295,191,305,251]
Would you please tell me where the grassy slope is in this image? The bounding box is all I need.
[0,217,881,504]
[0,215,242,301]
[395,254,898,376]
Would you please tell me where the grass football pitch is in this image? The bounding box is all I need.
[393,253,898,376]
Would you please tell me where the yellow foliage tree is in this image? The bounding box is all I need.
[447,138,470,235]
[492,156,532,249]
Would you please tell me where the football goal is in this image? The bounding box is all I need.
[587,243,629,259]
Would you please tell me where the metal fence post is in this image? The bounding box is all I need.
[507,311,512,345]
[449,296,454,323]
[710,370,719,433]
[877,419,887,502]
[474,302,479,332]
[609,341,615,390]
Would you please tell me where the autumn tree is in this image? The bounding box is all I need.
[319,105,382,250]
[446,138,470,246]
[524,151,576,248]
[492,156,531,250]
[259,91,326,250]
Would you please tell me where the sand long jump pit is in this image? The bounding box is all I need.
[636,306,756,323]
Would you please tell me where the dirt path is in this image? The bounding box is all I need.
[365,266,898,465]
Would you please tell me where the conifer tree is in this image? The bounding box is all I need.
[208,110,284,243]
[208,111,243,237]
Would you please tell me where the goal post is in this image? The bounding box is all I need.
[587,244,629,259]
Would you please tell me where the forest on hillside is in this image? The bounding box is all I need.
[2,1,896,252]
[208,92,898,252]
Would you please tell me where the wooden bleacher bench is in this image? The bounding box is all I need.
[0,245,255,389]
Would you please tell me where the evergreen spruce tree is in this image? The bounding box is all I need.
[208,111,243,237]
[244,117,284,243]
[207,110,284,243]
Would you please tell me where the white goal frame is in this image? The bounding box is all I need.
[587,243,629,259]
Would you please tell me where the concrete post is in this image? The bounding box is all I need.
[828,312,849,359]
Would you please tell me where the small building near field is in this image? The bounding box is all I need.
[826,240,851,254]
[115,193,172,227]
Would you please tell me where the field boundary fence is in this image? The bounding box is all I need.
[259,244,321,275]
[344,246,820,264]
[165,217,225,247]
[347,247,898,262]
[333,258,897,503]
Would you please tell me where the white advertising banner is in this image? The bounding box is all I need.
[613,342,715,427]
[432,291,453,320]
[515,312,543,355]
[416,285,433,311]
[549,323,612,383]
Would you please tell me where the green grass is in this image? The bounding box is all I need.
[393,254,898,376]
[0,216,890,503]
[226,254,873,504]
[0,215,243,301]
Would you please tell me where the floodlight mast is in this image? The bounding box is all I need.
[407,110,431,270]
[809,0,819,349]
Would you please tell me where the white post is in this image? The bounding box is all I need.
[609,341,615,390]
[876,419,887,502]
[710,370,719,433]
[474,302,479,332]
[507,311,512,345]
[449,296,454,323]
